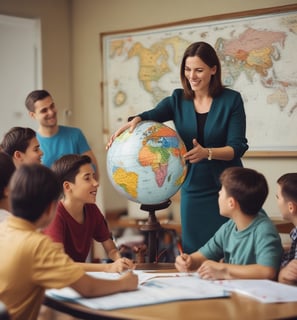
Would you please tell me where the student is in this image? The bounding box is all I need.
[175,167,283,280]
[25,89,99,180]
[43,154,134,273]
[0,152,15,222]
[0,164,138,320]
[0,126,43,168]
[277,173,297,285]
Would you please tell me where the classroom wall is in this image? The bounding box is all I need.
[0,0,72,121]
[0,0,296,218]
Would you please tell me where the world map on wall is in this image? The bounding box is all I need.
[102,9,297,151]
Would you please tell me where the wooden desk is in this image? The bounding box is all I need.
[44,294,297,320]
[44,263,297,320]
[270,217,294,234]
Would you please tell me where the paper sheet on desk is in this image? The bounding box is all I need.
[46,271,229,310]
[213,279,297,303]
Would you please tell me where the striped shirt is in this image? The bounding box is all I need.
[281,226,297,267]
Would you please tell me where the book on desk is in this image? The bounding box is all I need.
[46,271,297,310]
[46,271,228,310]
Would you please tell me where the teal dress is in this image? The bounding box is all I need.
[139,88,248,253]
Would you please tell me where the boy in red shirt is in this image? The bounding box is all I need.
[44,154,134,272]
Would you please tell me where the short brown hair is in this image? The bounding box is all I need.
[1,127,36,156]
[277,173,297,203]
[9,164,61,222]
[51,154,92,190]
[25,90,51,112]
[220,167,268,216]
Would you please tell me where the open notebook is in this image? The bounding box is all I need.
[46,271,297,310]
[46,271,229,310]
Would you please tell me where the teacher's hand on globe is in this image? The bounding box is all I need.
[106,120,187,205]
[106,116,142,150]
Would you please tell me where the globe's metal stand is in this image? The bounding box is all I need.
[139,199,171,263]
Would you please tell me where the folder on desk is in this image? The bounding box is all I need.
[46,271,229,310]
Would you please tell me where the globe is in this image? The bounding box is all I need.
[106,121,188,205]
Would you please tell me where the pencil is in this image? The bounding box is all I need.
[177,241,183,256]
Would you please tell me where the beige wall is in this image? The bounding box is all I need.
[0,0,72,120]
[1,0,296,217]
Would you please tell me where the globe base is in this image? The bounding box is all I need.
[139,199,172,262]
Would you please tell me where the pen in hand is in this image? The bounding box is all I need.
[176,240,193,274]
[177,240,187,261]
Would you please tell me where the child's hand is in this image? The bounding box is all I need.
[280,259,297,284]
[175,253,192,272]
[109,257,135,273]
[198,260,228,280]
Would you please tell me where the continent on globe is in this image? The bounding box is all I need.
[106,121,188,205]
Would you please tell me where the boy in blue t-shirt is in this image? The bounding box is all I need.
[175,167,283,280]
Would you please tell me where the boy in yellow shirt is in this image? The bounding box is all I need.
[0,164,138,320]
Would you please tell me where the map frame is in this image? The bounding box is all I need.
[100,4,297,158]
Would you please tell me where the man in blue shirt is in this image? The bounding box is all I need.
[25,90,99,180]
